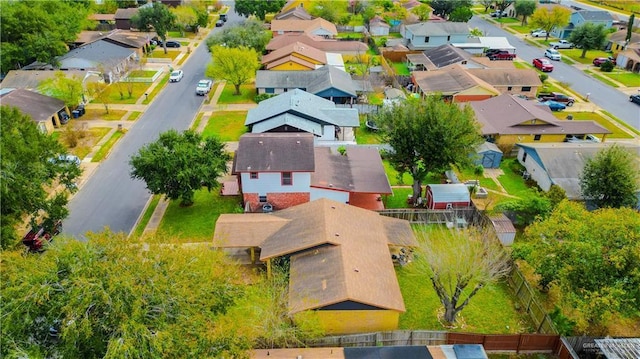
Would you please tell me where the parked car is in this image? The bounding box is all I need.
[490,10,508,17]
[196,79,213,96]
[532,58,554,72]
[544,48,561,61]
[538,92,575,106]
[58,111,70,124]
[592,57,616,66]
[538,100,566,111]
[565,134,600,143]
[22,220,62,252]
[488,50,516,61]
[215,19,224,27]
[550,40,574,49]
[630,94,640,105]
[165,40,181,48]
[170,70,184,82]
[531,30,548,37]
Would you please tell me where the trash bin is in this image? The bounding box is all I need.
[72,110,80,118]
[77,105,85,116]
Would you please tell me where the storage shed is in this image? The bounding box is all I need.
[489,213,516,246]
[474,141,503,168]
[425,184,471,210]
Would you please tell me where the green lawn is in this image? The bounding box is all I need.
[83,109,128,121]
[128,70,157,78]
[156,190,243,243]
[392,62,410,76]
[583,69,621,88]
[167,31,197,39]
[383,160,414,186]
[367,92,384,105]
[356,116,382,144]
[498,158,533,197]
[560,49,615,64]
[553,111,634,139]
[104,83,151,105]
[336,32,364,39]
[455,166,500,191]
[513,61,533,69]
[148,49,181,60]
[537,82,567,96]
[384,187,412,209]
[217,83,256,104]
[600,110,640,136]
[128,111,141,121]
[92,130,123,162]
[201,111,248,141]
[494,17,520,24]
[66,127,111,159]
[600,70,640,87]
[508,24,533,34]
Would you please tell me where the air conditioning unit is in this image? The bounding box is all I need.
[262,203,273,213]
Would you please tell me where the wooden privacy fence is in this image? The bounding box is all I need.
[308,331,447,347]
[377,207,481,225]
[448,332,559,353]
[506,267,558,334]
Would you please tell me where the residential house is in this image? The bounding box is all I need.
[275,6,313,20]
[606,29,640,52]
[411,64,500,102]
[265,33,369,56]
[615,46,640,72]
[0,70,97,92]
[261,42,345,71]
[22,39,137,83]
[213,198,418,334]
[452,36,516,56]
[234,133,392,212]
[369,16,390,36]
[0,88,69,132]
[87,13,116,31]
[270,18,338,38]
[466,68,542,98]
[72,29,153,58]
[468,94,611,145]
[551,10,615,39]
[255,65,357,104]
[401,21,470,50]
[516,142,640,200]
[114,8,138,30]
[245,89,359,142]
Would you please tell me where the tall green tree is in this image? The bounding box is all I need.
[479,0,493,12]
[626,14,635,44]
[568,23,609,58]
[37,71,84,107]
[580,144,639,209]
[131,2,176,54]
[411,3,432,21]
[374,97,482,202]
[448,6,473,22]
[130,130,230,206]
[0,106,81,249]
[235,0,286,20]
[429,0,473,18]
[309,0,348,23]
[514,0,537,25]
[206,46,261,96]
[514,201,640,334]
[206,19,272,53]
[410,227,511,325]
[0,0,89,74]
[529,6,571,41]
[171,5,198,36]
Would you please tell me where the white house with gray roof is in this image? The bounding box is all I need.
[551,10,615,39]
[255,65,357,104]
[245,89,359,143]
[401,21,470,50]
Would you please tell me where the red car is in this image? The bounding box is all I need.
[592,57,616,66]
[533,58,554,72]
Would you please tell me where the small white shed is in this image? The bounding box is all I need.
[489,213,516,246]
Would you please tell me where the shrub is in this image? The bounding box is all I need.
[600,60,614,72]
[255,93,276,103]
[539,73,548,83]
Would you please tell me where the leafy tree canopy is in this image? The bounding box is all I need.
[429,0,472,18]
[529,6,571,40]
[309,0,348,23]
[206,19,272,53]
[235,0,286,20]
[171,5,198,36]
[568,22,609,58]
[38,71,84,108]
[514,0,537,25]
[206,46,261,95]
[448,6,473,22]
[0,106,81,249]
[130,130,230,206]
[1,231,255,357]
[374,96,482,202]
[514,201,640,334]
[0,0,90,74]
[580,144,639,209]
[131,2,176,53]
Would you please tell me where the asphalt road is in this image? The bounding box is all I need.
[469,16,640,131]
[63,7,241,239]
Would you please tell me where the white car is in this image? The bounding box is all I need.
[196,79,213,96]
[544,48,561,61]
[169,70,184,82]
[531,30,548,38]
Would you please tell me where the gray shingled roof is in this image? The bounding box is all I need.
[311,146,392,194]
[234,133,315,172]
[255,65,356,97]
[245,89,359,129]
[0,89,65,122]
[575,10,615,21]
[405,21,470,36]
[423,44,472,68]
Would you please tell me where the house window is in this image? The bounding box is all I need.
[507,86,513,91]
[282,172,292,185]
[533,134,542,141]
[250,172,258,179]
[447,35,451,41]
[259,195,267,202]
[425,36,430,43]
[522,86,532,92]
[265,88,274,94]
[522,152,528,163]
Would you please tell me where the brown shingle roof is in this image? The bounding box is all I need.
[412,65,499,95]
[234,133,315,173]
[311,146,392,194]
[266,33,368,53]
[270,18,338,36]
[468,94,611,135]
[466,68,542,87]
[0,89,65,122]
[262,42,327,66]
[114,8,138,19]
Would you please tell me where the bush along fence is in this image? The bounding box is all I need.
[307,331,579,357]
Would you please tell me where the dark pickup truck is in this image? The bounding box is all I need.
[537,92,575,106]
[488,51,516,61]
